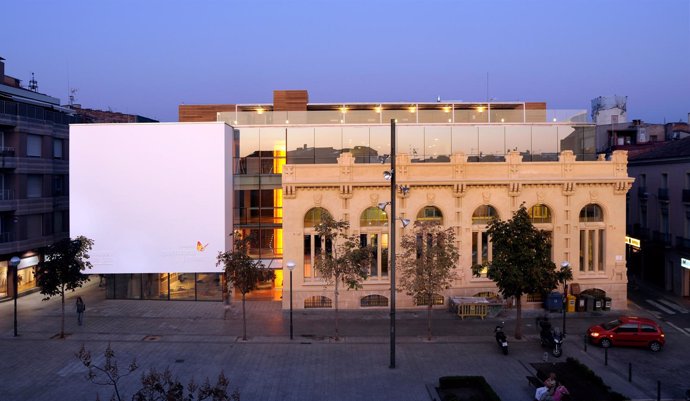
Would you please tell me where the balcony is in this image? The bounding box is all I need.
[652,230,672,247]
[683,189,690,203]
[658,188,669,202]
[677,236,690,251]
[0,232,14,243]
[0,189,16,211]
[637,186,649,199]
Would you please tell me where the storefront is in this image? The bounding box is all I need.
[105,272,224,301]
[0,255,40,300]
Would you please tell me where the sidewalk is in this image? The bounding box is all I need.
[0,279,686,401]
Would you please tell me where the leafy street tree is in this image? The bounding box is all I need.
[314,214,372,341]
[471,205,572,339]
[76,344,240,401]
[35,235,94,338]
[216,233,275,341]
[398,221,459,340]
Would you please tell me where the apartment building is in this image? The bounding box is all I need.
[0,57,73,299]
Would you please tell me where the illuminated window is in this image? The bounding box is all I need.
[360,207,388,227]
[528,204,552,224]
[303,207,332,279]
[416,206,443,223]
[360,207,389,279]
[472,205,498,225]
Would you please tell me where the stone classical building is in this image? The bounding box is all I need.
[281,149,632,310]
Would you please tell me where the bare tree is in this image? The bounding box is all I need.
[398,221,459,340]
[76,344,241,401]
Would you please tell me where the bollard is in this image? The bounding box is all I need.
[584,334,587,352]
[628,362,632,382]
[604,347,608,366]
[657,380,660,401]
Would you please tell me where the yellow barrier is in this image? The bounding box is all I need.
[457,303,488,320]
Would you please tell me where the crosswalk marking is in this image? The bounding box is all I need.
[645,299,676,315]
[665,321,690,337]
[656,298,689,313]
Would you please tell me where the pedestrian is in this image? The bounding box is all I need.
[76,296,86,326]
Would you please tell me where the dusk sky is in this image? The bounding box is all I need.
[3,0,689,123]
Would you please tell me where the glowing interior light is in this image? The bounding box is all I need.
[374,106,382,113]
[477,106,485,113]
[340,106,348,113]
[500,118,505,122]
[442,106,450,113]
[553,118,558,122]
[409,106,416,113]
[257,108,265,115]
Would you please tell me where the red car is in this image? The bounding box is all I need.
[587,316,665,352]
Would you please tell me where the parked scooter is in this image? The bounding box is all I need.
[537,316,563,357]
[494,322,508,355]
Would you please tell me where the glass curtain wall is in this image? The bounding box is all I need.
[106,273,222,300]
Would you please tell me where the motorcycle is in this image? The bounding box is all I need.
[537,316,563,358]
[494,322,508,355]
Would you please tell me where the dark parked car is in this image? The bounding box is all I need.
[587,316,665,352]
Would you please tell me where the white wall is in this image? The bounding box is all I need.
[70,122,233,273]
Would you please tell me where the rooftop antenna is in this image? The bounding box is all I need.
[28,72,38,92]
[69,88,78,105]
[486,72,489,102]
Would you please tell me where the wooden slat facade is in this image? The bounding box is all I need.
[178,104,236,122]
[273,90,308,111]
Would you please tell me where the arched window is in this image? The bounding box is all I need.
[472,205,498,225]
[416,206,443,224]
[303,207,332,280]
[529,204,553,259]
[579,204,603,222]
[360,207,388,227]
[359,207,389,279]
[528,204,552,224]
[579,204,605,272]
[304,207,331,228]
[304,295,332,309]
[360,294,389,307]
[471,205,499,276]
[414,293,444,306]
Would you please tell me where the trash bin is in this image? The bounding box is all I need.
[576,295,586,312]
[593,297,603,311]
[583,294,595,312]
[566,294,576,313]
[544,292,563,312]
[603,296,612,311]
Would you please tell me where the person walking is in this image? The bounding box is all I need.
[76,296,86,326]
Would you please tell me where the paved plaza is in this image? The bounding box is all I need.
[1,279,688,401]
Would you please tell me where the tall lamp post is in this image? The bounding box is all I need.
[561,261,569,336]
[287,261,295,340]
[10,256,21,337]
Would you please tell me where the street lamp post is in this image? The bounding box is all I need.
[10,256,21,337]
[287,261,296,340]
[389,119,397,369]
[561,261,569,336]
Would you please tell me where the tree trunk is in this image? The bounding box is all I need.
[334,279,339,341]
[514,294,523,339]
[60,286,65,339]
[427,303,433,340]
[241,293,247,340]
